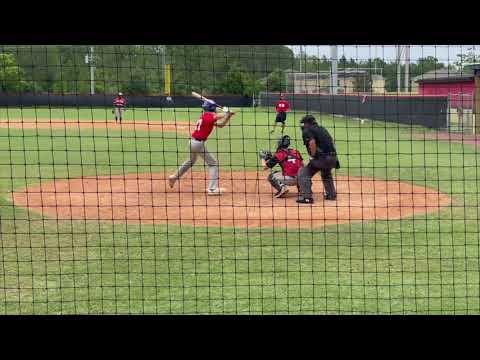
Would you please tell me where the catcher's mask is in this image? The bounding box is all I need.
[202,100,217,112]
[277,135,290,149]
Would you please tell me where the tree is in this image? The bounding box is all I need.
[243,73,265,97]
[218,67,245,95]
[0,45,296,95]
[126,77,149,95]
[264,69,285,92]
[0,53,30,93]
[414,56,445,75]
[455,49,476,70]
[215,63,265,96]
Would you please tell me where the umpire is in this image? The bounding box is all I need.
[297,114,340,204]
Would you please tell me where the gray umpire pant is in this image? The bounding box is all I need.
[297,154,338,200]
[174,139,219,191]
[114,107,125,121]
[268,171,298,192]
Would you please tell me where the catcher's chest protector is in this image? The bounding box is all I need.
[277,149,303,177]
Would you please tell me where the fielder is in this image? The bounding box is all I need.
[168,100,235,195]
[270,93,290,134]
[260,135,304,198]
[113,92,127,123]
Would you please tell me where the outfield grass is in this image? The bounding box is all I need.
[0,107,479,314]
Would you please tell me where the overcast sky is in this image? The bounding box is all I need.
[288,45,480,64]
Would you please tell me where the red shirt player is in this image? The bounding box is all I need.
[113,92,127,123]
[271,93,290,134]
[191,109,216,141]
[169,99,235,195]
[262,135,304,198]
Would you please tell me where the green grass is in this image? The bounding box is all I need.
[1,107,479,314]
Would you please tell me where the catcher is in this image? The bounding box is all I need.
[260,135,304,198]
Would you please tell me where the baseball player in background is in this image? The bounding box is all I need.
[168,100,235,196]
[270,93,290,134]
[113,92,127,123]
[262,135,304,198]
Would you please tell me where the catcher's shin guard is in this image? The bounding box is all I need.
[267,172,283,192]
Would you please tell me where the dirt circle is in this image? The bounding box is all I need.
[10,171,451,229]
[0,119,193,134]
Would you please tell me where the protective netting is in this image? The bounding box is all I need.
[0,45,479,314]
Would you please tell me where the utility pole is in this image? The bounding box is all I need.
[330,45,338,95]
[89,46,95,95]
[285,71,289,93]
[162,45,166,76]
[396,45,402,93]
[404,45,410,93]
[474,65,480,134]
[299,45,302,73]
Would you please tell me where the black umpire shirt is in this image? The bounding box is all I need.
[302,124,337,158]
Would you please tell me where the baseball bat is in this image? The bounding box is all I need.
[191,91,222,108]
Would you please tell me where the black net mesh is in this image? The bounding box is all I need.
[0,45,479,314]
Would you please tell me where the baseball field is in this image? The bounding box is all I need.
[0,106,479,314]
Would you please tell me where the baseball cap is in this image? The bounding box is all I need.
[300,114,316,124]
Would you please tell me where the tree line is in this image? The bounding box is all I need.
[0,45,294,96]
[293,54,452,92]
[0,45,468,96]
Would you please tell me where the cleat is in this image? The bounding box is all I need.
[275,186,289,198]
[296,198,314,204]
[168,175,176,188]
[324,194,337,201]
[207,188,225,196]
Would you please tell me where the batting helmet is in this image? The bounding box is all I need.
[202,100,217,112]
[277,135,291,149]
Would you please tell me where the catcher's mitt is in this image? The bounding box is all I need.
[259,150,273,161]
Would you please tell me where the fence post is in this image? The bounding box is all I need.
[474,65,480,135]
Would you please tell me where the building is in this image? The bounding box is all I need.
[413,68,475,107]
[371,75,386,94]
[414,66,479,134]
[287,69,385,94]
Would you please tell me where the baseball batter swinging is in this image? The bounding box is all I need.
[168,100,235,195]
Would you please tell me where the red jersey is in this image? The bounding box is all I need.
[113,96,127,107]
[275,148,303,177]
[191,112,216,141]
[275,99,290,113]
